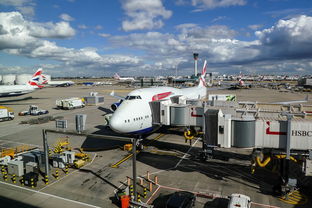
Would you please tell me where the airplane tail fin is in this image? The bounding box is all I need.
[198,60,207,88]
[113,73,120,80]
[27,68,44,88]
[41,74,49,84]
[239,79,244,86]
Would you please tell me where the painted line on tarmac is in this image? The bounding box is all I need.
[174,137,200,168]
[0,138,41,148]
[111,133,165,168]
[142,137,200,177]
[146,185,161,204]
[39,153,97,192]
[251,202,281,208]
[113,137,199,195]
[0,181,100,208]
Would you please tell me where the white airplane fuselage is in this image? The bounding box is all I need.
[0,85,37,97]
[109,86,206,134]
[116,77,135,82]
[0,68,43,97]
[45,80,74,87]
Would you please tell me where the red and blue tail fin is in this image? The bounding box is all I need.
[198,60,207,88]
[41,75,48,84]
[27,68,44,88]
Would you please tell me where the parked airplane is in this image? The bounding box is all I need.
[0,69,43,97]
[113,73,135,83]
[109,60,212,135]
[41,75,75,87]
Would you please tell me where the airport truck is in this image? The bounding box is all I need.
[56,97,85,110]
[18,105,49,116]
[0,107,14,121]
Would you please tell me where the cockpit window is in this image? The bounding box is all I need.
[125,95,141,100]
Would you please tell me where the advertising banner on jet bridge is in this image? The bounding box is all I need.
[255,119,312,150]
[208,94,236,101]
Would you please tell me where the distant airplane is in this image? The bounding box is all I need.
[109,60,218,135]
[41,75,75,87]
[0,69,43,97]
[113,73,135,83]
[220,77,249,89]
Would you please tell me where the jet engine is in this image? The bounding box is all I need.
[111,100,123,111]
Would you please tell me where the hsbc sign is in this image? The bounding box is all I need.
[292,130,312,137]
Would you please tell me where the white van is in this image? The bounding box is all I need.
[228,194,251,208]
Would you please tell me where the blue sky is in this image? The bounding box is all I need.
[0,0,312,76]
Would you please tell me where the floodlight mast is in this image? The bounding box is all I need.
[193,53,199,76]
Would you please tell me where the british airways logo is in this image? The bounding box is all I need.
[152,91,172,101]
[32,77,40,82]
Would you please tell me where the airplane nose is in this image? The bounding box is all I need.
[109,114,124,133]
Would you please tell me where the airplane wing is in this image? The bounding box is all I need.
[110,90,126,100]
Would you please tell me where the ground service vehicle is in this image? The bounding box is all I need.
[0,107,14,121]
[227,194,251,208]
[56,97,85,110]
[18,105,49,116]
[166,191,196,208]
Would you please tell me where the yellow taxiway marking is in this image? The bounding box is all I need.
[146,133,165,145]
[111,150,140,168]
[279,190,308,205]
[111,133,165,168]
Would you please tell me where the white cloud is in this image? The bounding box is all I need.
[0,12,75,43]
[255,15,312,59]
[121,0,172,31]
[2,11,312,76]
[99,33,111,38]
[0,0,36,17]
[175,23,198,30]
[191,0,246,11]
[110,25,259,65]
[29,21,75,39]
[248,24,263,30]
[95,25,103,30]
[0,11,142,76]
[211,16,227,23]
[59,13,74,21]
[78,24,88,29]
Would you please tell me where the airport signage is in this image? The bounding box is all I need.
[292,130,312,137]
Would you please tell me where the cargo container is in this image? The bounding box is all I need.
[84,92,104,106]
[0,107,14,121]
[7,160,24,176]
[25,162,38,174]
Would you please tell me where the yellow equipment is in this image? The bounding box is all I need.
[0,106,13,112]
[73,159,86,168]
[0,148,15,158]
[123,144,132,151]
[184,129,199,140]
[75,148,90,161]
[53,137,71,153]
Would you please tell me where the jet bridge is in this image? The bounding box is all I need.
[149,97,204,140]
[150,98,312,194]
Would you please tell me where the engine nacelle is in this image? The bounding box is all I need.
[111,102,121,111]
